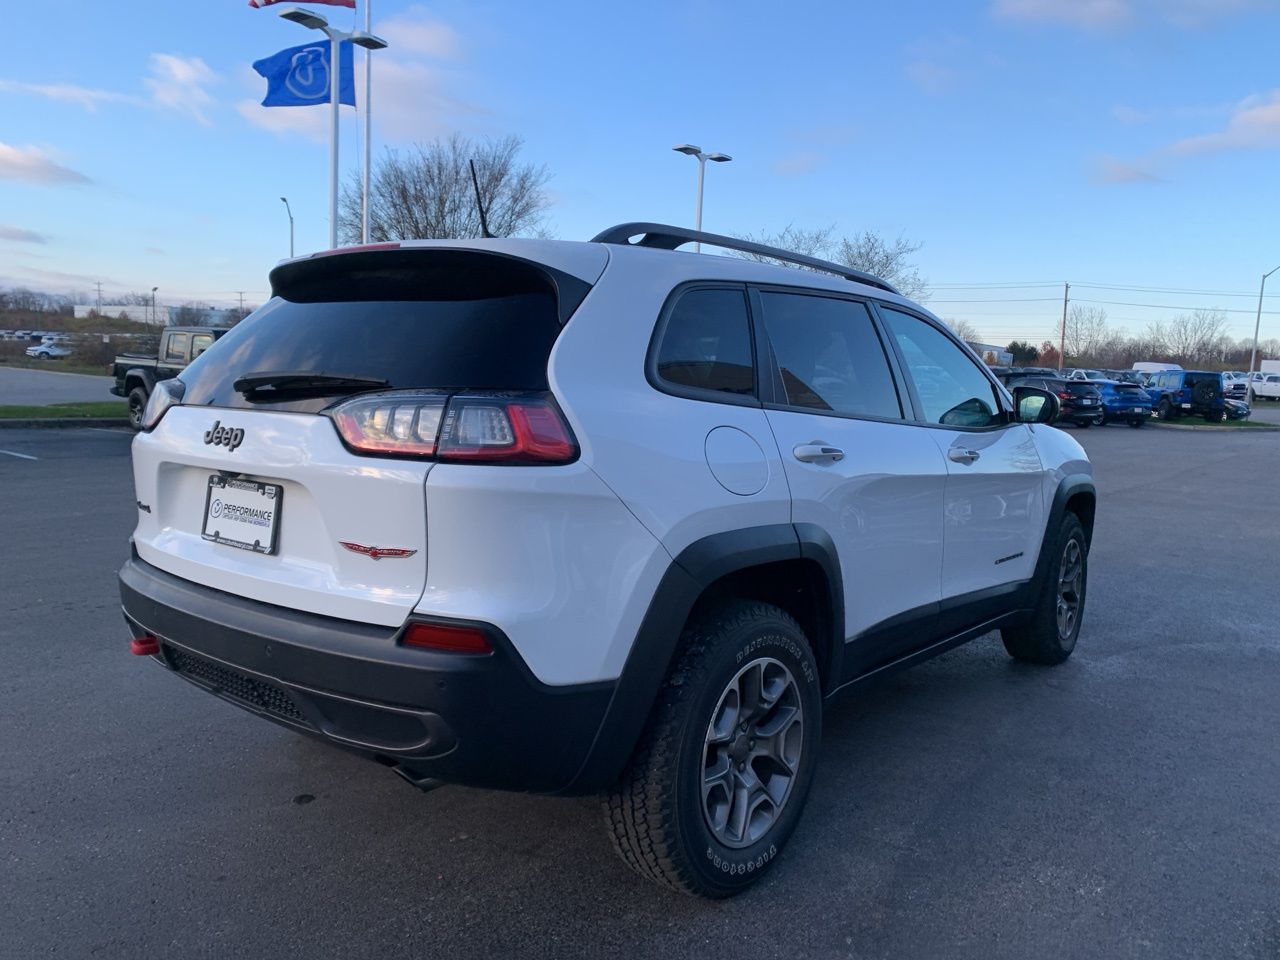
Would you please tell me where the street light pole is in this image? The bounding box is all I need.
[151,286,158,327]
[672,144,732,252]
[278,7,387,250]
[362,0,373,244]
[1247,264,1280,394]
[280,197,294,257]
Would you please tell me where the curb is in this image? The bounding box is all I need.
[0,417,132,429]
[1148,420,1280,432]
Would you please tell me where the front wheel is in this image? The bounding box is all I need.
[1001,513,1087,665]
[1156,398,1172,421]
[604,600,822,898]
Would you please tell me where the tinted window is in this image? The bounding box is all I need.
[654,288,754,397]
[760,293,901,419]
[180,251,566,412]
[165,333,189,362]
[880,308,1002,428]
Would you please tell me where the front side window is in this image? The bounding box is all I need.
[759,292,901,419]
[880,308,1003,428]
[654,287,754,397]
[164,333,190,362]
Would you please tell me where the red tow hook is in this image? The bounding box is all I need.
[130,634,161,656]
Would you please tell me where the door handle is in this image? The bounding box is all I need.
[948,447,980,465]
[793,443,845,464]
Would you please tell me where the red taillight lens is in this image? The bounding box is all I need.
[401,622,492,654]
[1058,391,1072,400]
[330,391,577,464]
[331,391,447,456]
[438,396,577,463]
[130,634,160,656]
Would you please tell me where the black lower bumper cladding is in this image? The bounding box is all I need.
[119,555,614,793]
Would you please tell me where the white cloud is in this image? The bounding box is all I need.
[905,59,958,94]
[993,0,1131,29]
[0,224,48,243]
[0,79,141,111]
[236,97,329,142]
[145,54,218,125]
[1169,90,1280,155]
[771,151,827,177]
[992,0,1266,29]
[377,6,462,59]
[0,143,90,185]
[1094,156,1161,184]
[372,57,483,141]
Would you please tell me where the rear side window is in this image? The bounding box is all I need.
[760,292,901,419]
[653,287,755,397]
[180,250,567,411]
[165,333,189,362]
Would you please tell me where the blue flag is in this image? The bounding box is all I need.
[253,41,355,107]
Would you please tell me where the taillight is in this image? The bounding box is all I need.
[331,391,447,456]
[438,395,577,463]
[401,622,492,654]
[1058,391,1071,400]
[141,378,184,430]
[329,391,577,464]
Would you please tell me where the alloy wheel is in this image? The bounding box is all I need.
[1056,538,1084,640]
[701,657,804,849]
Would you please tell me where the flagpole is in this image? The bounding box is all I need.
[362,0,372,244]
[328,32,340,248]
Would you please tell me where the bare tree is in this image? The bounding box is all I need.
[732,225,927,300]
[338,134,551,243]
[1147,308,1228,366]
[1063,305,1108,362]
[945,318,981,343]
[173,301,212,325]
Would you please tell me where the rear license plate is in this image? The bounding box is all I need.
[1080,398,1096,405]
[1132,407,1144,414]
[202,476,283,555]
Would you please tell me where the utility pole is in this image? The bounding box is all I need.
[1059,282,1070,369]
[94,281,103,314]
[236,291,246,314]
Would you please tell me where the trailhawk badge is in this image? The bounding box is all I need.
[339,541,418,561]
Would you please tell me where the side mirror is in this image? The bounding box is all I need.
[1013,386,1059,424]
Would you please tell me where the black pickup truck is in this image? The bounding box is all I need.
[111,326,229,429]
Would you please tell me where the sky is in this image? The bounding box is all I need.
[4,0,1280,346]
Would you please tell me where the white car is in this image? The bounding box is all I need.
[119,223,1095,897]
[25,342,72,359]
[1251,374,1280,400]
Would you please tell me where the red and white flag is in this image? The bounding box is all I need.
[249,0,355,8]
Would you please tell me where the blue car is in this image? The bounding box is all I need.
[1094,379,1153,427]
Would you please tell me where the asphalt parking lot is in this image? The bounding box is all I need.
[0,366,116,405]
[2,425,1278,960]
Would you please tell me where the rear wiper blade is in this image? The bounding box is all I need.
[233,371,390,396]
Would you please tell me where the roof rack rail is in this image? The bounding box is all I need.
[590,222,899,294]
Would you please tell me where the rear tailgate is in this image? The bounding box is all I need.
[128,243,607,627]
[132,406,430,626]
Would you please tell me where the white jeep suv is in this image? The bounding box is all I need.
[119,223,1094,898]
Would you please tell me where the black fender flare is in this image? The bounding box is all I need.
[1032,474,1096,589]
[124,367,156,396]
[562,523,843,794]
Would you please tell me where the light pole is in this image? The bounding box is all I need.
[1247,263,1280,395]
[280,196,295,257]
[672,144,732,252]
[151,286,158,327]
[278,7,387,249]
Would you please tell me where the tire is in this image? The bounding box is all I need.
[1076,418,1091,429]
[1208,409,1228,423]
[1097,409,1107,426]
[1129,417,1144,428]
[1156,398,1172,421]
[127,386,149,431]
[604,600,822,898]
[1001,512,1087,665]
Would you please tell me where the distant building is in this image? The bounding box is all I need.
[74,304,171,325]
[967,342,1013,365]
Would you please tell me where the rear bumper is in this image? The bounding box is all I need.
[118,554,615,794]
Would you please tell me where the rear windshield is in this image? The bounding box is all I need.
[1065,382,1099,395]
[180,250,568,412]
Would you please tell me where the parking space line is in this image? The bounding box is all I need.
[0,449,38,460]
